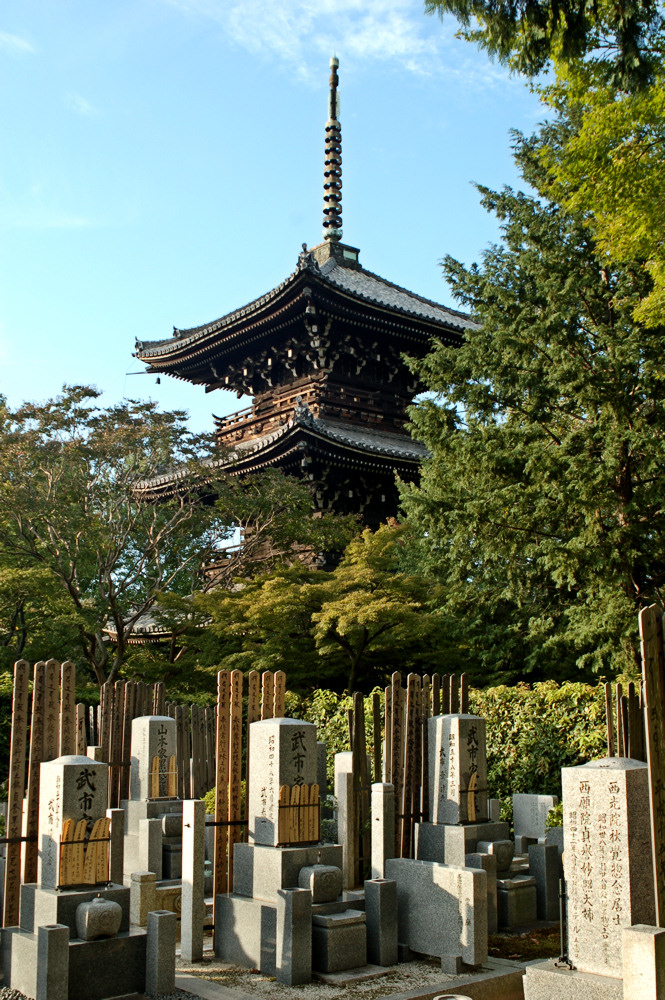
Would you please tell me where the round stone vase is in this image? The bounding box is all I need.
[75,895,122,941]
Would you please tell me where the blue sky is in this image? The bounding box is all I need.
[1,0,543,432]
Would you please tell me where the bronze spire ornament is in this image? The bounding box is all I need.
[322,56,342,242]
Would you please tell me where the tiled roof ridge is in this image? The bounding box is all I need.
[322,256,476,327]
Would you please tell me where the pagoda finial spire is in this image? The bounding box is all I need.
[322,56,342,243]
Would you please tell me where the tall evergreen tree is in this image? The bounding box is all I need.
[401,130,665,679]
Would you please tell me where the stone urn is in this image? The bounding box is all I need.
[75,895,122,941]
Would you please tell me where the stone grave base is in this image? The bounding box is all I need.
[1,884,150,1000]
[311,908,366,972]
[523,959,623,1000]
[497,875,537,930]
[121,796,183,883]
[414,821,510,867]
[215,893,367,977]
[215,894,277,974]
[233,842,343,901]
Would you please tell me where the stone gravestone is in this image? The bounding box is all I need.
[130,715,177,801]
[562,758,655,977]
[248,718,318,846]
[513,793,557,853]
[217,717,367,984]
[123,715,183,883]
[429,714,488,825]
[38,754,109,888]
[524,757,656,1000]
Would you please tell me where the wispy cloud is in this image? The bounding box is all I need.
[0,30,35,55]
[163,0,450,77]
[65,93,98,117]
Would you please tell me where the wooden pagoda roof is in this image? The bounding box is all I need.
[134,245,475,386]
[134,400,428,499]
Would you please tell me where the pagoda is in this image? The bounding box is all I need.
[134,58,474,528]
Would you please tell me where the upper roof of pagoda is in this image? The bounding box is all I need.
[134,241,475,385]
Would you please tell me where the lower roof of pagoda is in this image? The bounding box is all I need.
[134,403,428,499]
[133,246,475,385]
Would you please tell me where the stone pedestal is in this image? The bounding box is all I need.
[181,799,205,962]
[524,959,623,1000]
[2,883,150,1000]
[623,925,665,1000]
[276,888,312,985]
[414,820,509,867]
[370,783,394,880]
[365,878,398,966]
[466,853,497,934]
[334,753,356,889]
[528,842,560,921]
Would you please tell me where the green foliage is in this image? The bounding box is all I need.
[546,801,564,828]
[535,74,665,330]
[470,681,607,814]
[201,524,456,694]
[0,387,349,690]
[425,0,665,88]
[401,127,665,682]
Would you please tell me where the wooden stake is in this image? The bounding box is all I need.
[605,682,615,756]
[432,673,441,716]
[372,691,382,783]
[228,670,243,886]
[214,671,230,898]
[450,674,459,715]
[23,661,45,885]
[309,783,320,842]
[151,756,160,799]
[390,672,403,857]
[44,659,60,762]
[121,681,135,801]
[639,605,665,925]
[3,660,29,927]
[261,671,274,720]
[71,818,87,885]
[75,704,87,756]
[59,661,76,756]
[168,755,177,797]
[440,674,450,714]
[384,686,392,783]
[83,818,105,884]
[460,672,469,714]
[246,671,260,834]
[95,816,111,883]
[401,674,418,858]
[274,670,286,718]
[616,682,624,756]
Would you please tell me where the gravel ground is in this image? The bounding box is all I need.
[175,952,509,1000]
